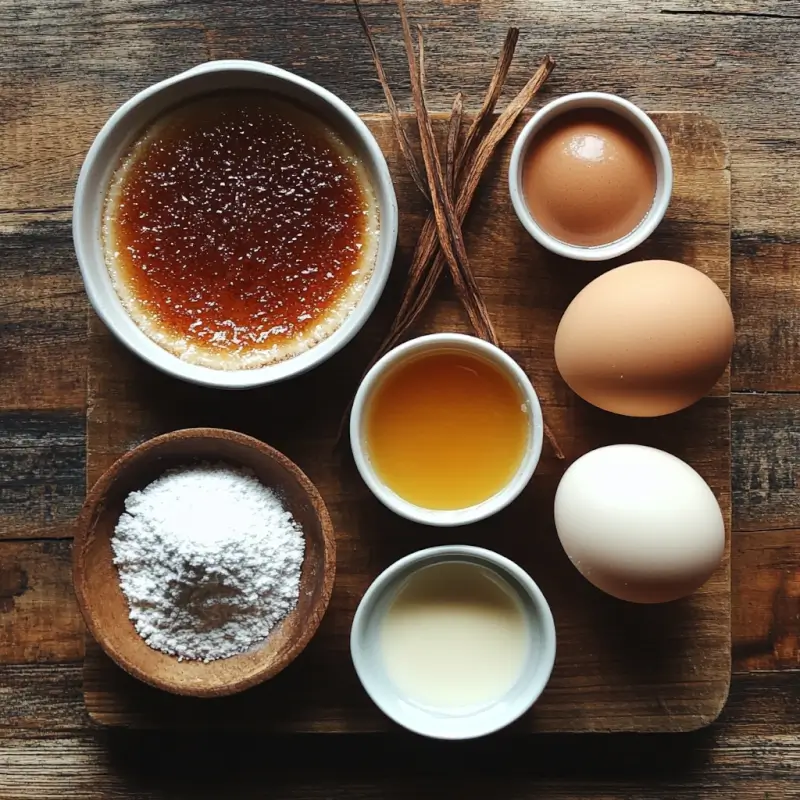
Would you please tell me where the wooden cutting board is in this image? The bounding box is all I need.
[83,111,731,733]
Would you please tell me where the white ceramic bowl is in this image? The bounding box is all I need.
[349,333,544,527]
[350,545,557,739]
[73,60,398,389]
[509,91,673,262]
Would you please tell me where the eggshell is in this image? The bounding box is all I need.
[554,444,725,604]
[554,260,734,417]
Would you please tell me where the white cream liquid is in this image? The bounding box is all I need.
[379,561,529,710]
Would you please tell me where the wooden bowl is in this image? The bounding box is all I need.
[73,427,336,698]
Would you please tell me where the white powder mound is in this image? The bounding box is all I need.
[111,462,305,662]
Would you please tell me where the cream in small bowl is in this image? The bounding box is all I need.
[349,333,544,527]
[74,60,398,388]
[509,92,673,262]
[350,546,557,739]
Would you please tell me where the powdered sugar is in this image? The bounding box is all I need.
[111,462,305,662]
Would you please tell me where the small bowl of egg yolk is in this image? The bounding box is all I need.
[349,333,544,527]
[508,91,673,262]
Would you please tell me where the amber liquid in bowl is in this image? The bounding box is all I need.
[365,350,529,511]
[103,90,379,370]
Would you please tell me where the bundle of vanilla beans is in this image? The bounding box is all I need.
[348,0,562,458]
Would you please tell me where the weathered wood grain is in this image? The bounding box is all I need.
[0,217,87,539]
[0,541,82,664]
[733,529,800,673]
[661,2,800,17]
[732,394,800,533]
[0,222,86,411]
[0,23,210,214]
[0,664,85,734]
[83,112,732,733]
[0,413,84,540]
[1,672,799,798]
[731,239,800,393]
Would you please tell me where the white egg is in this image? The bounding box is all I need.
[554,444,725,604]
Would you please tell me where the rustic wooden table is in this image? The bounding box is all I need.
[0,0,797,797]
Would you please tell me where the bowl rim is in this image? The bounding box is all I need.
[72,59,398,389]
[508,91,673,262]
[349,333,544,527]
[72,426,337,697]
[350,545,557,739]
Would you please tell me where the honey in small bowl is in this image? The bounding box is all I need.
[364,349,529,511]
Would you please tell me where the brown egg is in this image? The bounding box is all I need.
[522,109,657,248]
[554,260,734,417]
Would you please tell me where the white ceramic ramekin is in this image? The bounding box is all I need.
[73,60,398,389]
[350,545,557,739]
[349,333,544,527]
[509,91,673,262]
